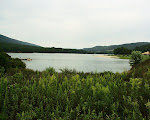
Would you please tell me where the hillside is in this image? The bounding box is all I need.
[127,58,150,79]
[0,34,39,47]
[0,42,88,53]
[134,43,150,52]
[83,42,149,53]
[0,34,89,54]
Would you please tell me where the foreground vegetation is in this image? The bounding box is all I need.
[0,52,150,120]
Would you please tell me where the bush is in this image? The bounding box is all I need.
[128,58,150,79]
[129,51,143,66]
[0,52,150,119]
[0,69,150,119]
[0,52,26,71]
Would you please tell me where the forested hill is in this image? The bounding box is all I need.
[83,42,149,53]
[0,34,89,54]
[0,34,39,47]
[134,43,150,52]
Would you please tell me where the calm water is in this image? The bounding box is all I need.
[8,53,131,73]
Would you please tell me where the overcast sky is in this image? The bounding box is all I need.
[0,0,150,48]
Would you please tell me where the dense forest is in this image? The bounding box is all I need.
[113,47,132,55]
[0,52,150,120]
[135,43,150,52]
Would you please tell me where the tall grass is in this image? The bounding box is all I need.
[0,66,150,120]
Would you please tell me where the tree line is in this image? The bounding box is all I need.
[113,43,150,55]
[0,43,93,54]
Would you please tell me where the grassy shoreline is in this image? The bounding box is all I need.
[112,54,150,61]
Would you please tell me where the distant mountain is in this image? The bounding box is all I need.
[0,34,40,46]
[0,34,89,54]
[83,42,150,53]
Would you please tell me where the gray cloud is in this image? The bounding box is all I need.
[0,0,150,48]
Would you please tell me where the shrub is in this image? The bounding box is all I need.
[0,52,26,71]
[129,51,143,66]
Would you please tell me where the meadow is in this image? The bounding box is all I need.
[0,52,150,120]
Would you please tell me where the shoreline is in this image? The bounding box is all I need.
[95,55,119,58]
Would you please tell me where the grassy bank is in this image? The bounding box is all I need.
[107,54,131,59]
[116,55,131,59]
[0,53,150,120]
[114,54,150,61]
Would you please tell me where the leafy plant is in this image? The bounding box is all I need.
[129,51,143,66]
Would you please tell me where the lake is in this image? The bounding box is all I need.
[8,53,131,73]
